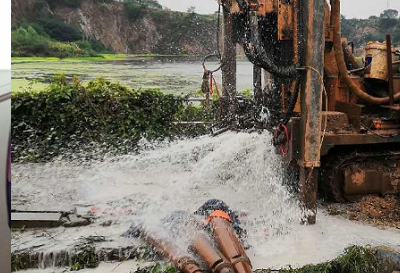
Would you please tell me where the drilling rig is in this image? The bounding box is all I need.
[217,0,400,223]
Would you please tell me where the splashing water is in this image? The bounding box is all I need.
[12,132,400,270]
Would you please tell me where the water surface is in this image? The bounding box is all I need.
[12,56,255,94]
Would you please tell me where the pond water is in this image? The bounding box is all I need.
[11,56,255,94]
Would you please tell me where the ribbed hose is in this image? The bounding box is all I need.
[249,11,299,78]
[331,0,399,105]
[236,0,248,10]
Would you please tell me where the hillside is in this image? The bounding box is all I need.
[11,0,400,57]
[341,11,400,47]
[11,0,218,56]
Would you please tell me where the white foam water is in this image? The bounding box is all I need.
[12,131,400,270]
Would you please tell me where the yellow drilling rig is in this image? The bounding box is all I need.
[213,0,400,223]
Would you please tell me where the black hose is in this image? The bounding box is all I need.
[283,79,300,124]
[248,11,299,78]
[236,0,248,10]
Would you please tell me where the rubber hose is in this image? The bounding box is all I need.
[331,0,399,105]
[236,0,248,11]
[284,79,300,123]
[249,11,299,78]
[243,38,262,66]
[342,41,362,70]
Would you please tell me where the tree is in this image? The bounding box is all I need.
[380,9,399,19]
[187,6,196,14]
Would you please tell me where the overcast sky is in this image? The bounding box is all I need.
[158,0,400,19]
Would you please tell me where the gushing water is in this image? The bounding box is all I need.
[12,132,400,270]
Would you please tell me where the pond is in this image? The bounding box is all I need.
[11,56,256,94]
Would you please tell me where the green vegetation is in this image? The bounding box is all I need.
[134,263,180,273]
[11,54,129,63]
[259,246,397,273]
[12,18,111,58]
[342,9,400,47]
[123,0,163,20]
[70,247,99,271]
[12,20,111,58]
[12,76,214,162]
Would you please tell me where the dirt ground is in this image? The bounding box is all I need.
[325,194,400,229]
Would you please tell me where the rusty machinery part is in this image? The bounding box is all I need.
[320,147,400,202]
[230,0,299,78]
[209,216,252,273]
[331,0,400,105]
[191,232,235,273]
[342,40,362,71]
[143,233,204,273]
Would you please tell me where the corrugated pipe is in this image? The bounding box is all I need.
[331,0,399,105]
[248,11,299,78]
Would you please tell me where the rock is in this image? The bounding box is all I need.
[100,220,112,227]
[62,214,92,228]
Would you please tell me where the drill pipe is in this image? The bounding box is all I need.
[191,232,235,273]
[209,217,252,273]
[140,231,204,273]
[139,226,235,273]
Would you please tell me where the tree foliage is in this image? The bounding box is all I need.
[380,9,399,19]
[341,9,400,46]
[123,0,162,20]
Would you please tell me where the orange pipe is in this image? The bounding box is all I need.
[209,217,252,273]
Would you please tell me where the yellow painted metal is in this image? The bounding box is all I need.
[365,41,396,81]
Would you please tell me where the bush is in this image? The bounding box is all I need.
[123,1,146,20]
[11,25,103,58]
[35,18,83,42]
[12,77,187,162]
[46,0,82,8]
[11,26,50,57]
[277,246,396,273]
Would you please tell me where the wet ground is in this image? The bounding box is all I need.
[11,56,255,94]
[12,132,400,272]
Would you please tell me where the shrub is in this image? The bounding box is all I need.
[46,0,82,8]
[123,1,146,20]
[35,18,83,42]
[12,77,186,162]
[11,25,102,57]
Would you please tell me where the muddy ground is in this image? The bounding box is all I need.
[325,194,400,229]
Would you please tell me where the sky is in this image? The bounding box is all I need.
[157,0,400,19]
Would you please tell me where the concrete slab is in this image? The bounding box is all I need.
[11,212,62,228]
